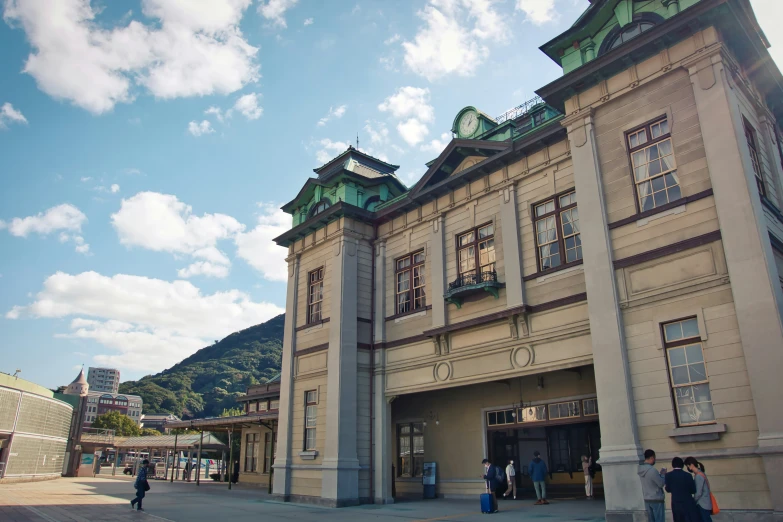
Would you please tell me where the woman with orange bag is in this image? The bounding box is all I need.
[684,457,719,522]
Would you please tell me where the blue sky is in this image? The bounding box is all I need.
[1,0,780,389]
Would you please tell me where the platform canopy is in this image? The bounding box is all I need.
[165,412,277,433]
[115,433,227,451]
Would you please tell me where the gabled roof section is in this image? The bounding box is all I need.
[410,139,510,197]
[281,170,406,213]
[539,0,618,65]
[313,145,399,179]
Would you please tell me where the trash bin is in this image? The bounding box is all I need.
[423,462,436,499]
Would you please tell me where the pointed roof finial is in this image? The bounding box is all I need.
[356,133,359,150]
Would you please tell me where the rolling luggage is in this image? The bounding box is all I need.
[481,481,498,514]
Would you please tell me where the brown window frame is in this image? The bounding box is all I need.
[455,222,496,280]
[532,189,581,273]
[661,317,716,427]
[394,250,426,315]
[397,422,424,478]
[304,390,317,451]
[263,432,274,474]
[244,432,259,472]
[743,117,767,198]
[625,116,681,214]
[307,267,324,325]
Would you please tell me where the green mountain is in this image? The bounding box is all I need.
[119,314,284,419]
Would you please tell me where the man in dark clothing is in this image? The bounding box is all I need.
[481,459,504,499]
[664,457,701,522]
[529,451,549,505]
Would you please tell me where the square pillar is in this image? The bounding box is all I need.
[272,253,301,499]
[430,215,447,328]
[499,184,525,308]
[321,234,361,506]
[564,109,645,521]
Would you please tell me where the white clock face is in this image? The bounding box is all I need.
[459,111,479,137]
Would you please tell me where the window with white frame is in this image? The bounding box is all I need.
[548,400,581,420]
[520,405,547,423]
[582,398,599,416]
[663,318,715,426]
[304,390,317,451]
[486,409,515,426]
[395,251,426,315]
[627,117,681,212]
[397,422,424,477]
[533,191,581,271]
[308,268,324,324]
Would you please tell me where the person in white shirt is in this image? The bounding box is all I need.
[503,459,517,500]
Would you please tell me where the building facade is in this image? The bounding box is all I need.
[0,373,73,480]
[86,367,120,394]
[236,377,280,489]
[82,392,142,428]
[141,413,181,434]
[270,0,783,519]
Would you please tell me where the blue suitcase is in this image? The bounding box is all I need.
[480,492,497,514]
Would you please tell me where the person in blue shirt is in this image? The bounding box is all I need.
[529,451,549,505]
[130,459,149,512]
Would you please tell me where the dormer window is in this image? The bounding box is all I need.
[308,199,331,218]
[598,14,662,57]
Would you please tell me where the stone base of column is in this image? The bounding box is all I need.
[759,439,783,517]
[374,495,395,505]
[271,458,293,497]
[599,446,645,522]
[321,458,360,506]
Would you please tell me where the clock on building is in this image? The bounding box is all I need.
[458,110,479,137]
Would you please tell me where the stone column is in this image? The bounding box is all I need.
[430,215,446,328]
[372,240,393,503]
[272,253,300,499]
[321,234,361,506]
[563,109,645,521]
[686,49,783,514]
[499,184,525,308]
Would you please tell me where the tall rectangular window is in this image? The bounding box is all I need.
[397,422,424,477]
[534,191,581,271]
[743,117,766,198]
[395,251,426,315]
[627,117,681,212]
[307,267,324,324]
[663,318,715,426]
[244,433,258,472]
[456,223,495,283]
[304,390,317,451]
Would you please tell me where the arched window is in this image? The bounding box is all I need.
[598,13,663,57]
[364,195,381,211]
[308,198,331,218]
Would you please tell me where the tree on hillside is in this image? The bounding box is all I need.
[140,428,163,436]
[220,407,243,417]
[92,411,141,436]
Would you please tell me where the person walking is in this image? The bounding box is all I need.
[665,457,702,522]
[529,451,549,505]
[638,449,666,522]
[503,459,517,499]
[685,457,713,522]
[183,460,191,481]
[582,455,593,499]
[130,459,149,512]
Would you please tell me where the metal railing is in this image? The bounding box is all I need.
[494,96,544,124]
[448,270,498,292]
[81,428,115,445]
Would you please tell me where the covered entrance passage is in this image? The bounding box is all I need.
[390,365,599,500]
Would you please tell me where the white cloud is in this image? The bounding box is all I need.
[110,184,120,193]
[315,138,350,164]
[402,0,508,81]
[188,120,214,136]
[1,203,90,253]
[317,104,347,126]
[235,203,290,282]
[177,261,230,278]
[3,0,259,114]
[0,103,28,128]
[378,86,434,146]
[515,0,557,25]
[111,191,242,276]
[204,106,224,123]
[421,131,452,153]
[233,92,263,120]
[80,177,92,182]
[384,33,400,45]
[257,0,298,28]
[7,271,283,371]
[303,17,314,26]
[364,120,390,145]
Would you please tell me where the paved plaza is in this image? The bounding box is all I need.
[0,477,607,522]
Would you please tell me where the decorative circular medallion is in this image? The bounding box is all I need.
[512,346,532,368]
[434,362,452,382]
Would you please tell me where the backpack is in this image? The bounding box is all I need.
[494,465,505,483]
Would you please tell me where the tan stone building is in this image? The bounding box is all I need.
[270,0,783,519]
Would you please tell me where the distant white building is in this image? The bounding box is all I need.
[141,413,180,434]
[83,392,142,428]
[86,367,120,394]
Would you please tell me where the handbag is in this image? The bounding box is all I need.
[695,471,719,515]
[143,480,151,492]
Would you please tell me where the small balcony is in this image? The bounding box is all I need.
[444,270,505,309]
